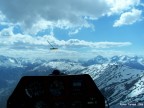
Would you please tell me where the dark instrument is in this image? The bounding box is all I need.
[7,71,105,108]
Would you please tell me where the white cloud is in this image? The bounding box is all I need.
[106,0,140,15]
[0,27,133,59]
[0,27,132,49]
[91,49,135,57]
[0,0,109,34]
[113,9,142,27]
[0,0,142,60]
[65,39,132,48]
[0,0,143,33]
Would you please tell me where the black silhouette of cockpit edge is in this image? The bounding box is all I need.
[7,70,106,108]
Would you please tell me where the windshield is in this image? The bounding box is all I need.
[0,0,144,108]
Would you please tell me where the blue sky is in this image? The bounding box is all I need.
[0,0,144,60]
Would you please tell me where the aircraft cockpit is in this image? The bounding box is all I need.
[7,70,106,108]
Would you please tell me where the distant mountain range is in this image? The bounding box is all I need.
[0,55,144,108]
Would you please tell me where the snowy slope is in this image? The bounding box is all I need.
[93,63,144,106]
[29,59,144,106]
[0,55,144,108]
[34,61,85,73]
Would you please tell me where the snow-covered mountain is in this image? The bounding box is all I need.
[0,55,144,108]
[85,55,144,69]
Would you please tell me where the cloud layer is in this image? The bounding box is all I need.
[0,0,142,34]
[0,27,132,59]
[0,0,109,34]
[0,0,142,59]
[106,0,140,15]
[0,27,132,49]
[113,9,142,27]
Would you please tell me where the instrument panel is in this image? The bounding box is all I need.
[7,74,105,108]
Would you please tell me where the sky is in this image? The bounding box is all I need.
[0,0,144,60]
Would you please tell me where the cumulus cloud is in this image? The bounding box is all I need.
[0,0,110,34]
[106,0,140,15]
[0,27,132,50]
[0,0,142,59]
[0,0,142,33]
[113,9,142,27]
[0,27,133,59]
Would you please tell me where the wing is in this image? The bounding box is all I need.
[47,40,58,50]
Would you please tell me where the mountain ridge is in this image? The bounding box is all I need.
[0,55,144,108]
